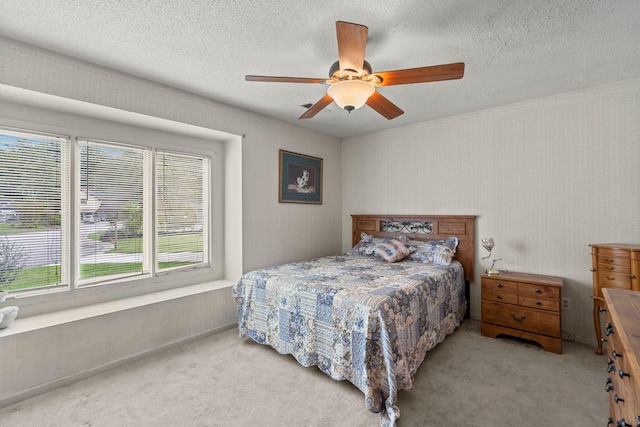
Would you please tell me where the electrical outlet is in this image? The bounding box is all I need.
[561,297,571,310]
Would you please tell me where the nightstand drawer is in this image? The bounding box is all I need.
[482,277,517,293]
[482,300,560,337]
[482,288,518,304]
[519,295,560,311]
[518,282,560,300]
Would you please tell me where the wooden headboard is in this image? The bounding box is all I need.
[351,214,476,282]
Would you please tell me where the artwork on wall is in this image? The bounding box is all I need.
[279,149,323,204]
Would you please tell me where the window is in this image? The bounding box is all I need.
[0,127,210,295]
[78,139,149,284]
[156,151,208,271]
[0,129,66,291]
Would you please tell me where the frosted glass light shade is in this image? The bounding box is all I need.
[327,80,375,112]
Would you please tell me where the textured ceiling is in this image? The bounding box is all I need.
[0,0,639,138]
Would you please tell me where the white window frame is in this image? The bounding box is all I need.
[0,106,227,312]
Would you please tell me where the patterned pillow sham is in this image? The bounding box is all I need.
[349,232,377,256]
[349,232,409,257]
[406,236,459,265]
[372,238,415,263]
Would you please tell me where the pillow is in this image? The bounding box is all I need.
[372,238,414,263]
[406,236,459,265]
[349,232,408,256]
[349,232,377,256]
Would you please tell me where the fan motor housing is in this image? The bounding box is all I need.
[329,60,373,79]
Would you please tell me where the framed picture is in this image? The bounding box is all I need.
[279,149,323,204]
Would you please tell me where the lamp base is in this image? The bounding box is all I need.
[486,268,500,275]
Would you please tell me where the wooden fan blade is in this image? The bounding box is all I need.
[336,21,368,73]
[246,75,327,84]
[375,62,465,86]
[299,94,334,119]
[366,91,404,120]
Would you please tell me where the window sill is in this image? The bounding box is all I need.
[0,279,234,338]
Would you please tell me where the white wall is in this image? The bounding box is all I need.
[341,78,640,344]
[0,36,343,274]
[0,36,342,406]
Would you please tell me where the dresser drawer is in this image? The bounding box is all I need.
[591,244,640,356]
[482,300,560,337]
[599,270,632,289]
[598,253,631,267]
[598,262,630,275]
[603,288,640,423]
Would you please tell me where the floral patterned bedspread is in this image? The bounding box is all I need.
[232,255,467,426]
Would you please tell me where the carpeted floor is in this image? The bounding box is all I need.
[0,320,607,426]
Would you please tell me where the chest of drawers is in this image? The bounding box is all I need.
[591,244,640,355]
[602,288,640,426]
[481,271,563,354]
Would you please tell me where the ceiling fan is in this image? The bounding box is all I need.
[245,21,465,120]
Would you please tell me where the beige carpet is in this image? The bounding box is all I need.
[0,320,606,426]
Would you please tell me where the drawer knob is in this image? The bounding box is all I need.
[607,276,616,281]
[608,365,616,373]
[496,283,503,288]
[536,301,542,305]
[497,295,503,299]
[606,258,615,263]
[606,266,615,270]
[616,420,632,427]
[535,289,542,293]
[608,357,615,366]
[510,313,526,322]
[605,377,614,392]
[619,370,630,379]
[602,338,608,344]
[608,418,614,426]
[606,328,615,336]
[613,394,624,404]
[599,306,607,313]
[612,350,623,359]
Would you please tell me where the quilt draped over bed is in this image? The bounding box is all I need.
[232,255,467,426]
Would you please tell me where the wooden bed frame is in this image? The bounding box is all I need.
[352,214,476,316]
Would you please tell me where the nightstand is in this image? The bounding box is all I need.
[481,271,563,354]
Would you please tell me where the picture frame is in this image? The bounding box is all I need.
[279,149,323,204]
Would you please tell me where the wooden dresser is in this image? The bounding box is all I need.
[591,244,640,355]
[602,288,640,426]
[481,271,563,354]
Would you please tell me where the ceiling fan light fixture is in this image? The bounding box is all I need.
[327,80,375,112]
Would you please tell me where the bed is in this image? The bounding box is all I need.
[232,214,475,426]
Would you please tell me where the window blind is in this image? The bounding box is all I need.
[156,151,208,270]
[78,139,148,284]
[0,128,67,291]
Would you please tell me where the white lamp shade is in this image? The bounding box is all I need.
[327,80,375,111]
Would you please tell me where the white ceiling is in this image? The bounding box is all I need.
[1,1,639,138]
